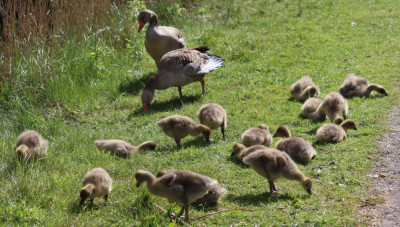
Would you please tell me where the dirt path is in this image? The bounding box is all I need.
[361,94,400,225]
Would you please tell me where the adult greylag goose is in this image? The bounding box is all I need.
[138,9,187,65]
[141,46,224,111]
[135,169,219,220]
[16,130,48,162]
[156,115,211,147]
[242,149,312,195]
[198,103,227,140]
[231,143,267,162]
[339,74,388,98]
[273,125,316,163]
[316,119,357,143]
[94,139,156,157]
[300,97,326,121]
[290,76,320,102]
[240,124,272,147]
[316,92,348,124]
[80,168,112,205]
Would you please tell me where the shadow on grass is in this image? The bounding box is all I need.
[118,72,155,95]
[128,94,202,118]
[306,124,321,135]
[228,156,249,169]
[226,191,308,206]
[69,200,108,214]
[182,137,211,148]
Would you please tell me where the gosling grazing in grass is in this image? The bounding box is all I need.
[242,149,312,195]
[94,139,156,157]
[316,92,348,124]
[16,130,48,162]
[157,170,227,205]
[273,125,316,163]
[156,115,211,147]
[290,76,320,102]
[339,74,389,98]
[135,169,219,220]
[300,98,326,121]
[198,103,227,140]
[241,124,272,147]
[316,119,357,143]
[80,168,112,205]
[231,143,267,162]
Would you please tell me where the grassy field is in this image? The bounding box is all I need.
[1,0,399,225]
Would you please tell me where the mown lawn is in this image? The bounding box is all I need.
[0,0,399,225]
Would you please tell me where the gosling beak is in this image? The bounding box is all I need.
[307,188,312,195]
[272,133,278,138]
[136,182,140,188]
[138,21,145,32]
[142,102,149,112]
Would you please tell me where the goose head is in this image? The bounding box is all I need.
[141,77,156,112]
[137,10,157,32]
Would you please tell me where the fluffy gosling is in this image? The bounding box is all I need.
[290,76,320,102]
[273,125,316,163]
[94,139,156,157]
[300,97,326,121]
[241,124,272,147]
[198,103,227,140]
[80,168,112,205]
[156,115,211,147]
[316,119,357,143]
[16,130,48,162]
[316,92,348,124]
[242,149,312,195]
[339,74,389,98]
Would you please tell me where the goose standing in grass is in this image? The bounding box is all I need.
[273,125,316,163]
[316,119,357,143]
[316,92,348,124]
[157,170,228,205]
[231,143,267,162]
[94,139,156,157]
[135,169,219,220]
[290,76,320,102]
[15,130,48,162]
[198,103,227,140]
[80,168,112,205]
[339,74,389,98]
[137,9,187,65]
[141,46,224,111]
[242,149,312,195]
[241,124,272,147]
[156,115,211,147]
[300,97,326,121]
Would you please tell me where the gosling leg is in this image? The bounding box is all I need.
[221,124,226,141]
[178,87,183,99]
[175,138,181,147]
[200,79,205,94]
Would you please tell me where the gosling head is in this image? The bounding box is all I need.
[301,178,313,195]
[16,145,29,160]
[135,170,151,188]
[258,124,269,130]
[334,117,344,124]
[340,119,357,131]
[80,184,95,205]
[273,125,291,138]
[231,143,246,157]
[137,10,155,32]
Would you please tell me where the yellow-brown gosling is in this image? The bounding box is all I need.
[273,125,316,163]
[16,130,48,162]
[339,74,388,98]
[300,97,326,121]
[316,119,357,143]
[135,169,219,220]
[198,103,227,140]
[242,149,312,195]
[316,92,348,124]
[231,143,267,162]
[80,168,112,205]
[156,115,211,147]
[241,124,272,147]
[94,139,156,157]
[290,76,320,102]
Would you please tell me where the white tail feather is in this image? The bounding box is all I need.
[198,56,224,74]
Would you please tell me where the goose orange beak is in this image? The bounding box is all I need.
[138,21,145,32]
[142,102,149,112]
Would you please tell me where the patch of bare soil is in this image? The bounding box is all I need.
[360,96,400,226]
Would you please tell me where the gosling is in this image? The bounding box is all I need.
[80,167,112,205]
[231,143,267,162]
[273,125,316,163]
[135,169,219,220]
[242,149,312,195]
[290,76,320,102]
[300,98,326,121]
[156,115,211,147]
[157,170,227,205]
[16,130,48,162]
[339,74,389,98]
[198,103,227,140]
[316,119,357,143]
[241,124,272,147]
[94,139,156,157]
[316,92,348,124]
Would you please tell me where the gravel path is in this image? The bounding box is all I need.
[361,94,400,226]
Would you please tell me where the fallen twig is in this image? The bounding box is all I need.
[154,203,191,227]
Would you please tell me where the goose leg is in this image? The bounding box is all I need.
[175,138,181,147]
[200,79,205,94]
[269,181,278,193]
[184,204,190,221]
[178,87,183,99]
[178,206,185,217]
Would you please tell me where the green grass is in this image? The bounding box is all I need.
[1,0,399,225]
